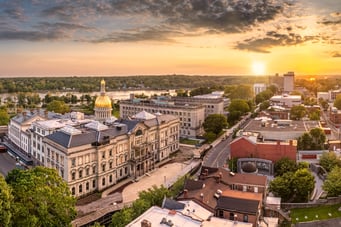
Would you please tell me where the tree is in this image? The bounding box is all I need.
[269,172,294,202]
[297,128,326,150]
[46,100,70,114]
[319,151,341,172]
[333,94,341,110]
[292,168,315,202]
[228,99,250,114]
[110,207,133,227]
[203,114,228,135]
[6,167,76,227]
[255,89,273,104]
[229,85,253,100]
[290,105,307,120]
[0,175,12,226]
[319,98,329,111]
[270,169,315,202]
[259,101,270,111]
[309,110,320,120]
[323,166,341,197]
[309,128,326,149]
[0,108,10,125]
[274,157,297,176]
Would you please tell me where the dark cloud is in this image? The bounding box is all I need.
[38,0,287,42]
[0,22,93,42]
[235,31,321,53]
[3,7,25,20]
[0,30,67,41]
[332,52,341,57]
[319,19,341,25]
[92,27,181,43]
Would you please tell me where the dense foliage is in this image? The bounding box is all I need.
[0,75,269,93]
[290,105,307,120]
[0,175,12,226]
[203,114,228,135]
[270,168,315,202]
[5,167,77,227]
[297,128,326,150]
[111,174,189,227]
[319,151,341,172]
[323,166,341,197]
[274,157,297,177]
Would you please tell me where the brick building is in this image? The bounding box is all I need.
[230,136,297,162]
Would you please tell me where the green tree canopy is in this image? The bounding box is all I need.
[290,105,307,120]
[319,151,341,172]
[292,168,315,202]
[203,114,228,135]
[0,175,12,226]
[274,157,297,176]
[323,166,341,197]
[228,85,253,100]
[333,94,341,110]
[6,167,76,227]
[270,169,315,202]
[46,100,70,114]
[228,99,250,114]
[0,108,10,125]
[255,89,274,104]
[297,128,326,150]
[269,172,294,202]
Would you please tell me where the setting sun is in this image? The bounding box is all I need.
[252,62,266,75]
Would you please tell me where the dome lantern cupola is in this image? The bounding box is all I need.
[94,79,112,122]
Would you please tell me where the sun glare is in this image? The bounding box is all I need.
[252,62,266,75]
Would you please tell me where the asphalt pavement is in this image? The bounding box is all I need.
[0,152,17,176]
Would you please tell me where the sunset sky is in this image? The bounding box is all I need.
[0,0,340,77]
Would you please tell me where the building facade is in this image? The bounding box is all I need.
[120,98,205,138]
[43,114,179,197]
[253,83,267,96]
[270,94,301,108]
[283,72,295,93]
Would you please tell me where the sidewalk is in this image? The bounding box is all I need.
[73,159,201,225]
[122,159,201,203]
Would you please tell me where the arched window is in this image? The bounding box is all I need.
[109,175,112,183]
[72,187,75,195]
[136,129,143,136]
[79,184,82,193]
[102,178,105,186]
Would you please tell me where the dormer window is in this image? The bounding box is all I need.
[136,129,143,136]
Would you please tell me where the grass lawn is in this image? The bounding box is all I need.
[180,138,200,145]
[290,204,341,223]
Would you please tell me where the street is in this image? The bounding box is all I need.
[203,132,232,167]
[0,152,17,176]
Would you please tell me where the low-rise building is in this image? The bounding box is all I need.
[230,136,297,163]
[177,167,267,227]
[270,94,301,108]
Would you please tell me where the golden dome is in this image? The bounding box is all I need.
[95,95,112,108]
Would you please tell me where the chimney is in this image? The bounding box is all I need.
[184,189,188,198]
[289,140,293,146]
[141,219,151,227]
[203,168,208,176]
[44,110,48,118]
[200,193,204,201]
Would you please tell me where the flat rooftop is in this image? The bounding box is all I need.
[243,119,320,141]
